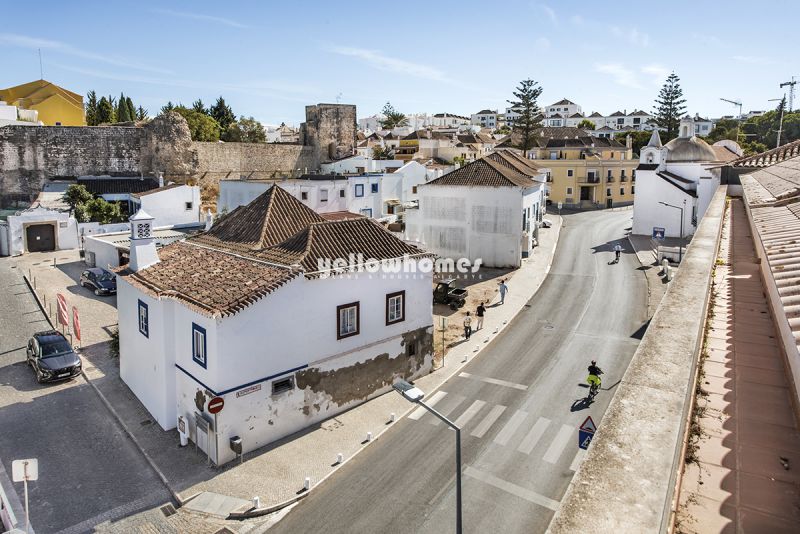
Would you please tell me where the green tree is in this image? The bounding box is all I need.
[136,106,149,121]
[508,79,544,151]
[116,92,131,122]
[372,145,393,160]
[126,96,136,121]
[85,197,124,224]
[161,101,176,114]
[63,184,94,210]
[222,116,267,143]
[96,97,114,124]
[85,90,98,126]
[494,125,511,135]
[577,119,596,130]
[173,106,221,141]
[192,99,207,114]
[653,72,687,140]
[378,102,409,129]
[209,96,235,131]
[614,130,652,156]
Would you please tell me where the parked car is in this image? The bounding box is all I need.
[433,279,468,310]
[26,331,82,384]
[80,267,117,296]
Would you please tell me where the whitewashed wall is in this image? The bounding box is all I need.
[136,185,201,227]
[4,208,77,255]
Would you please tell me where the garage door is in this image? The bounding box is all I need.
[26,224,56,252]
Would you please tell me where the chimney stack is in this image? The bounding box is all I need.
[204,209,214,231]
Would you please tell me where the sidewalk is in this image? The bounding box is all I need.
[676,199,800,532]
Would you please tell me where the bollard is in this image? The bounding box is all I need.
[252,496,260,509]
[337,453,343,464]
[304,477,311,491]
[366,431,373,442]
[390,412,396,423]
[661,258,669,274]
[474,345,479,352]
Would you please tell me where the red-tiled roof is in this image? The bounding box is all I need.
[122,241,298,317]
[130,183,186,198]
[320,211,364,221]
[423,155,537,188]
[730,139,800,168]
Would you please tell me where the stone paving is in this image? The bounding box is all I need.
[15,218,563,531]
[676,198,800,533]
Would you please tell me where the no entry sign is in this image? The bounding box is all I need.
[207,396,225,414]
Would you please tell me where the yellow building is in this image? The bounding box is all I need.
[525,127,638,209]
[0,79,85,126]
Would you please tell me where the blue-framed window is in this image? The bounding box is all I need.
[371,183,379,194]
[138,300,149,338]
[355,184,364,197]
[192,323,207,368]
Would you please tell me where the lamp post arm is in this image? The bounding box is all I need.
[419,400,460,432]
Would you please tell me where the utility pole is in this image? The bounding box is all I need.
[768,97,786,148]
[780,76,797,111]
[38,48,43,80]
[720,97,743,143]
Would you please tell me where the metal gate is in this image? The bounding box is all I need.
[25,224,55,252]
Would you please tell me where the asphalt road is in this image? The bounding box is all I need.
[271,209,649,534]
[0,257,171,534]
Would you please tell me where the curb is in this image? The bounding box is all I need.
[22,273,183,508]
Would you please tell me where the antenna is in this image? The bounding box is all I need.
[38,48,43,80]
[335,92,342,104]
[780,76,797,111]
[720,97,743,143]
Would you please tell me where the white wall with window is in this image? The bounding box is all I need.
[132,185,201,228]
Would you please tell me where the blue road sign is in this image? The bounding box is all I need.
[579,429,594,449]
[652,227,666,240]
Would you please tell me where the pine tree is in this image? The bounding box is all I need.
[209,96,235,131]
[116,92,131,122]
[85,90,98,126]
[653,72,687,140]
[136,106,149,121]
[378,102,409,129]
[192,99,207,114]
[508,79,544,151]
[160,101,175,114]
[96,97,114,124]
[126,97,136,122]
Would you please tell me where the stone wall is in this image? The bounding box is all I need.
[0,103,359,207]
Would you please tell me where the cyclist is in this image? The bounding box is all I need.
[587,360,603,395]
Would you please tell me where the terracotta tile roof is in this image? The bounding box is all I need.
[121,241,298,317]
[320,211,364,221]
[485,150,542,178]
[588,112,604,118]
[730,139,800,168]
[120,185,426,314]
[710,145,740,164]
[423,156,537,188]
[258,218,427,275]
[740,155,800,204]
[78,177,159,195]
[191,185,324,254]
[130,183,187,198]
[550,99,575,106]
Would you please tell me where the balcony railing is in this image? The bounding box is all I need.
[579,176,600,184]
[606,177,615,183]
[620,176,628,182]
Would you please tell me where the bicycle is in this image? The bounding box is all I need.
[586,373,602,400]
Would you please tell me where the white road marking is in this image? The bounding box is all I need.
[429,395,465,426]
[408,391,446,420]
[453,400,486,428]
[569,448,587,472]
[517,417,551,455]
[458,372,528,391]
[494,410,528,446]
[464,466,559,511]
[471,405,506,438]
[543,424,574,464]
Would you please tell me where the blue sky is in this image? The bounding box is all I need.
[1,0,797,125]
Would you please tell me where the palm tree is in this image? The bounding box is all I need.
[379,102,409,129]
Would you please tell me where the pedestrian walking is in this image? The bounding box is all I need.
[463,312,472,340]
[499,280,508,305]
[476,302,486,330]
[614,243,622,263]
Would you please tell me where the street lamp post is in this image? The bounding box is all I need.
[768,97,786,148]
[659,200,685,263]
[393,380,462,534]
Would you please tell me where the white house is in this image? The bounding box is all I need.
[0,191,78,256]
[405,150,547,268]
[545,99,582,119]
[632,117,737,239]
[116,186,433,465]
[470,109,498,129]
[130,184,201,228]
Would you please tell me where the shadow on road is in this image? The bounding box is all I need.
[570,397,594,412]
[630,319,651,340]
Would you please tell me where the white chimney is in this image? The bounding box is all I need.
[128,209,159,272]
[158,172,164,188]
[204,209,214,231]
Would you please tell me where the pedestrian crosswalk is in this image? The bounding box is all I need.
[408,389,584,469]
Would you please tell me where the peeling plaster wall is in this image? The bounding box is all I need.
[130,263,432,465]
